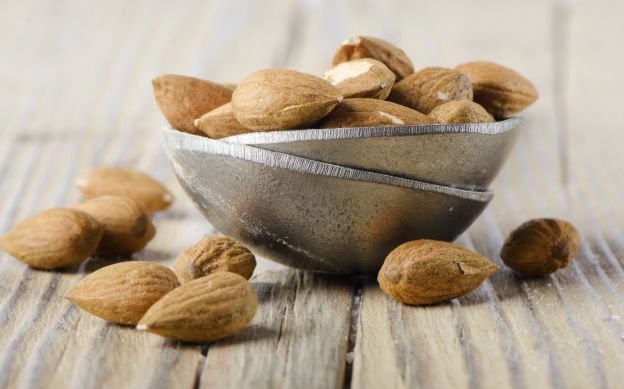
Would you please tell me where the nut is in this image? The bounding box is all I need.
[232,69,342,131]
[323,58,395,100]
[77,167,173,213]
[65,261,180,325]
[0,208,103,269]
[74,196,156,256]
[332,36,414,80]
[318,98,433,128]
[378,240,499,305]
[428,100,494,124]
[194,103,252,139]
[173,236,256,283]
[152,74,232,135]
[137,272,258,342]
[455,61,538,118]
[500,218,580,277]
[388,67,473,114]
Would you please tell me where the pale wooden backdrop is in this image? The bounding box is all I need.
[1,0,623,388]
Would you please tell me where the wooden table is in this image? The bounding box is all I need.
[1,0,623,388]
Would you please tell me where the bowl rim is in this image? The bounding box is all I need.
[163,128,494,203]
[220,116,522,145]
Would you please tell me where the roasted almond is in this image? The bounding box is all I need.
[428,100,494,124]
[74,196,155,256]
[77,167,173,213]
[137,272,258,342]
[0,208,103,269]
[456,61,538,118]
[318,98,432,128]
[65,261,180,325]
[152,74,232,135]
[378,240,499,305]
[173,236,256,283]
[323,58,395,100]
[500,218,580,277]
[194,103,252,139]
[332,36,414,80]
[388,67,473,114]
[231,69,342,131]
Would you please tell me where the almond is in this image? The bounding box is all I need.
[428,100,494,124]
[173,236,256,283]
[388,67,473,114]
[194,103,252,139]
[74,196,156,256]
[152,74,232,135]
[378,240,499,305]
[501,218,580,277]
[332,36,414,80]
[137,272,258,342]
[323,58,395,100]
[222,83,237,91]
[318,98,433,128]
[66,261,179,325]
[231,69,342,131]
[0,208,103,269]
[456,61,538,118]
[77,167,173,213]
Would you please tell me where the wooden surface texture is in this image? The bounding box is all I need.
[0,0,623,388]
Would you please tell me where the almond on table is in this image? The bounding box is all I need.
[74,195,156,256]
[0,208,103,270]
[77,167,173,213]
[65,261,180,325]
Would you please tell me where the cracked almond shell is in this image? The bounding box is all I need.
[231,69,342,131]
[323,58,395,100]
[332,36,414,80]
[378,240,499,305]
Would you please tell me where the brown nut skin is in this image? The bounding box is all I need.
[137,272,258,342]
[74,195,156,256]
[194,103,252,139]
[378,240,499,305]
[152,74,233,135]
[0,208,103,270]
[500,218,580,278]
[317,98,433,128]
[455,61,538,118]
[332,36,414,80]
[323,58,395,100]
[428,100,494,124]
[65,261,180,325]
[232,69,342,131]
[173,236,256,283]
[77,167,173,213]
[388,67,473,114]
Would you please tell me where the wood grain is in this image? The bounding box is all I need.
[1,0,623,388]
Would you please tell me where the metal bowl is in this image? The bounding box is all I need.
[221,117,521,190]
[164,129,493,274]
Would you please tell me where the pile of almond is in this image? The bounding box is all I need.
[153,36,538,138]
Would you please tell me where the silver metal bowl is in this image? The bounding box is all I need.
[164,129,493,274]
[221,118,521,190]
